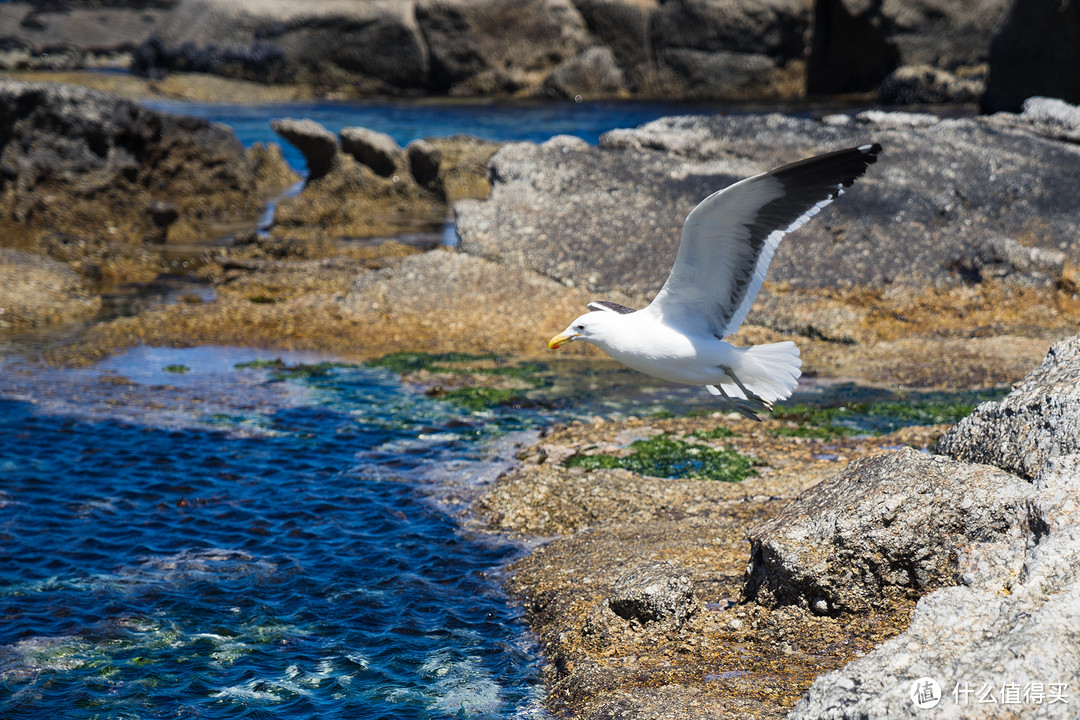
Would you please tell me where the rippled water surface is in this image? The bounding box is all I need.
[0,347,554,719]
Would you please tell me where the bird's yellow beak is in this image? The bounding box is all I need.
[547,330,579,350]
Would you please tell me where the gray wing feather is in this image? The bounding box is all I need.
[644,144,881,338]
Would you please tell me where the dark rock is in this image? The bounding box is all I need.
[984,0,1080,113]
[608,561,697,625]
[133,0,429,89]
[947,235,1066,287]
[270,118,338,182]
[340,126,401,178]
[0,2,169,70]
[147,199,180,227]
[652,0,810,59]
[656,47,785,99]
[938,336,1080,480]
[406,139,442,187]
[0,79,284,250]
[743,448,1030,614]
[415,0,591,95]
[809,0,1007,94]
[651,0,810,99]
[570,0,655,73]
[146,198,180,242]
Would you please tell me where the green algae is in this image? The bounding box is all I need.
[233,358,358,381]
[365,351,500,375]
[770,391,1008,439]
[689,425,739,440]
[366,351,550,387]
[565,433,756,482]
[162,364,190,374]
[432,387,530,412]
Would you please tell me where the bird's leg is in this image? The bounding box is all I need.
[712,380,762,422]
[718,366,773,413]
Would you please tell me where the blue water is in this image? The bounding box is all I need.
[0,347,554,719]
[140,98,726,172]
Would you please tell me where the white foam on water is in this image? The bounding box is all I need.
[419,649,503,716]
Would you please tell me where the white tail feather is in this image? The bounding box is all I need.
[718,341,802,403]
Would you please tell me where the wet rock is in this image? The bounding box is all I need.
[341,127,402,179]
[455,109,1080,299]
[808,0,1007,94]
[743,448,1031,614]
[406,139,442,188]
[270,118,339,182]
[0,79,292,258]
[608,562,698,625]
[421,135,501,202]
[269,123,499,239]
[269,154,443,240]
[132,0,429,91]
[938,336,1080,480]
[0,247,100,329]
[984,0,1080,113]
[145,199,180,243]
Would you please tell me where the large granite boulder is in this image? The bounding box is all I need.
[132,0,429,91]
[738,335,1080,717]
[983,0,1080,113]
[0,79,294,251]
[789,451,1080,719]
[743,448,1031,614]
[938,336,1080,480]
[455,107,1080,300]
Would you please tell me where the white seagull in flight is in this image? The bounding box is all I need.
[548,143,882,419]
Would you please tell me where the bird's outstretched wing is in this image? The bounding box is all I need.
[643,144,881,338]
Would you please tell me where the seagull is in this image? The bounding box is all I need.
[548,143,882,420]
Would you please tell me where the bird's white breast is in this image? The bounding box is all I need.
[591,312,738,386]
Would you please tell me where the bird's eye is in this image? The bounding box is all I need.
[573,325,584,331]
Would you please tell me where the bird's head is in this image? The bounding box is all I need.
[548,311,619,350]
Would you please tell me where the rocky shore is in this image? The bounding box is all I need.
[3,76,1080,718]
[473,337,1080,719]
[3,0,1079,110]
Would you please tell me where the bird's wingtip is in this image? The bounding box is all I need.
[859,143,883,159]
